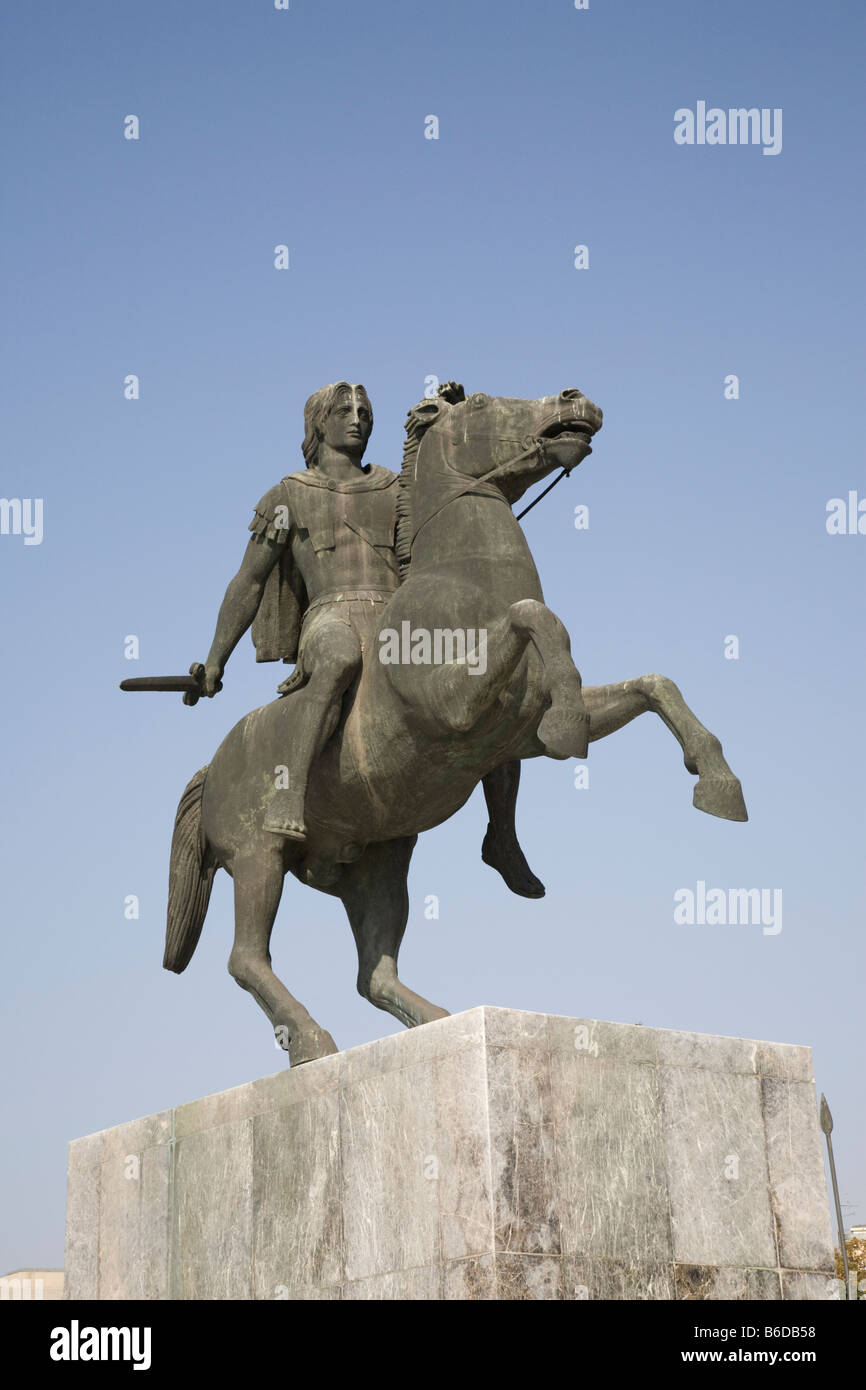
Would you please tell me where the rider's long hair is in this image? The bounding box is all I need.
[302,382,373,468]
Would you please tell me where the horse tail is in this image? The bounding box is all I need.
[164,766,216,974]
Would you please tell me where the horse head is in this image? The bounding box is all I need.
[396,386,603,567]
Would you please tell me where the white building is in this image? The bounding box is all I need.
[0,1269,65,1300]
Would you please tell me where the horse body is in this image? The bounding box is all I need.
[203,392,584,861]
[166,387,748,1064]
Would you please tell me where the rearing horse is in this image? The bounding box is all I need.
[164,387,747,1064]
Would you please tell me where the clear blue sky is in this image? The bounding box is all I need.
[1,0,863,1270]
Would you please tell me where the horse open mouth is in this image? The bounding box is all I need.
[542,418,596,441]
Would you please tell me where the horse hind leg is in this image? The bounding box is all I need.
[227,849,339,1066]
[341,838,450,1030]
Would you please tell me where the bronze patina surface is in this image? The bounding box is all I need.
[127,379,746,1064]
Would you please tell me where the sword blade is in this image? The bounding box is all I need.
[120,676,201,693]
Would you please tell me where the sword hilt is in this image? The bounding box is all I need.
[183,663,207,707]
[119,663,216,705]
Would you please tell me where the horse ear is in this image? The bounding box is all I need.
[406,398,446,431]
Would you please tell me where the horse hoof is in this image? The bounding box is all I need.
[289,1028,339,1067]
[693,775,748,822]
[537,707,589,760]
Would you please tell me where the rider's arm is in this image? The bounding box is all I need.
[203,487,289,695]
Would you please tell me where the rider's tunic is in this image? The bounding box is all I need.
[248,463,400,692]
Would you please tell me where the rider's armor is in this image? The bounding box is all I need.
[249,463,400,691]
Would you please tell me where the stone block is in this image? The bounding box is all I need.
[65,1007,836,1300]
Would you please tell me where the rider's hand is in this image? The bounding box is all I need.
[203,662,224,697]
[544,434,593,473]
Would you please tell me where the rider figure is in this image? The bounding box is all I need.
[201,380,545,897]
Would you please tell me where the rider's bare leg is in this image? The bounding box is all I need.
[481,760,545,898]
[264,625,362,839]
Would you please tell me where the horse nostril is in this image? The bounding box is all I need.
[560,388,581,400]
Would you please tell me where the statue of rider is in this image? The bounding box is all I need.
[199,380,545,898]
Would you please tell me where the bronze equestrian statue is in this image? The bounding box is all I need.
[154,381,747,1066]
[200,380,544,898]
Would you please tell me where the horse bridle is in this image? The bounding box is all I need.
[441,432,584,520]
[408,398,595,546]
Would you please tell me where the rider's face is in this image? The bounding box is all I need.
[322,389,372,456]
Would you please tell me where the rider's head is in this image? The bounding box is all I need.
[302,382,373,469]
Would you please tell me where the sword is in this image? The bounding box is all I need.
[119,662,218,707]
[820,1094,851,1299]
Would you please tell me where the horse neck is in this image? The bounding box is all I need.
[413,496,541,577]
[409,432,542,586]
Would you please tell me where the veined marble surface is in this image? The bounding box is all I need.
[65,1007,840,1300]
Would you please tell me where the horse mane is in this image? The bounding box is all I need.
[395,404,432,575]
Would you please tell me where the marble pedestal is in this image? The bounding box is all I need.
[65,1007,840,1300]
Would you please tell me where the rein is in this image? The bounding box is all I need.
[515,468,570,520]
[405,428,584,555]
[448,434,576,521]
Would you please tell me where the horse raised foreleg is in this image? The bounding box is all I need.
[511,599,590,759]
[582,675,748,821]
[419,599,588,757]
[341,837,450,1029]
[227,849,339,1065]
